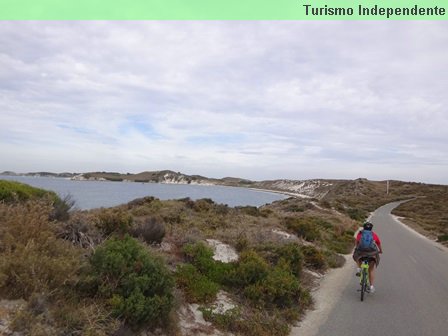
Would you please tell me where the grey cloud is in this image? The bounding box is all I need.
[1,21,447,183]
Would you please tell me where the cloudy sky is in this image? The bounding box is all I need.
[1,21,447,184]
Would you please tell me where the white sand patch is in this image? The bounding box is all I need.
[178,304,213,336]
[210,291,237,315]
[159,241,173,252]
[310,201,324,210]
[272,229,293,240]
[206,239,239,263]
[178,301,232,336]
[303,269,324,279]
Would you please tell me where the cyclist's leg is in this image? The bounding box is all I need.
[368,260,376,286]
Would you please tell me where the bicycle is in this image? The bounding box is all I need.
[358,256,375,301]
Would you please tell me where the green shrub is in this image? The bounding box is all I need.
[201,307,242,331]
[203,309,290,336]
[300,245,326,270]
[285,217,320,242]
[437,234,448,242]
[87,235,174,326]
[244,261,302,308]
[228,250,269,287]
[182,241,233,284]
[183,241,215,272]
[0,180,55,203]
[326,236,354,254]
[346,208,367,221]
[235,233,250,252]
[275,243,303,278]
[94,209,133,236]
[236,206,261,217]
[50,194,76,221]
[285,205,305,212]
[175,264,220,303]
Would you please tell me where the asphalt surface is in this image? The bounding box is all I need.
[315,201,448,336]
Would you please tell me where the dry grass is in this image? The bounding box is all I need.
[321,179,448,244]
[0,183,366,335]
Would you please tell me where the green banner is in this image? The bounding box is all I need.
[0,0,447,20]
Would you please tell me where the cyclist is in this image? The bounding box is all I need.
[352,221,382,293]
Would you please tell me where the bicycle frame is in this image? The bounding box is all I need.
[359,258,371,301]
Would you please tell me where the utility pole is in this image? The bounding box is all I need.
[386,180,389,195]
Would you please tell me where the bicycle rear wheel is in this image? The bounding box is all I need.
[360,268,367,301]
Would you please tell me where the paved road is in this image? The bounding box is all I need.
[316,201,448,336]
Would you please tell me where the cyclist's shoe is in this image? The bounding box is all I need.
[370,285,375,294]
[355,268,361,277]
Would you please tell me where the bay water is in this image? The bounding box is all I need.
[1,176,288,210]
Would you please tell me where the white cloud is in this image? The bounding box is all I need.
[0,21,447,184]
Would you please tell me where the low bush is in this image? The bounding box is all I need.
[56,212,102,249]
[205,309,290,336]
[323,250,346,268]
[182,241,233,284]
[275,243,303,278]
[127,196,156,208]
[300,245,326,270]
[285,204,305,212]
[0,201,81,299]
[346,208,367,221]
[193,198,215,212]
[325,233,354,254]
[228,250,269,287]
[94,209,133,236]
[437,234,448,242]
[236,206,261,217]
[215,203,230,215]
[131,216,166,244]
[284,217,321,242]
[244,261,302,308]
[235,233,250,252]
[259,208,273,217]
[50,194,76,221]
[175,264,220,303]
[0,180,55,203]
[87,235,174,327]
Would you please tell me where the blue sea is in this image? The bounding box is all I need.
[1,176,288,210]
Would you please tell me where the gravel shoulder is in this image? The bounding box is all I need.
[290,254,353,336]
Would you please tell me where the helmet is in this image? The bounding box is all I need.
[363,221,373,231]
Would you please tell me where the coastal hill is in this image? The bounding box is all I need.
[0,170,348,198]
[2,170,447,243]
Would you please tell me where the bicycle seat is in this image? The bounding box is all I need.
[359,256,376,263]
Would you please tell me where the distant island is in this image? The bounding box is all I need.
[1,169,337,198]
